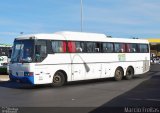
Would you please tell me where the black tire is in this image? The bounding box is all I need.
[114,67,123,81]
[52,71,65,87]
[125,67,134,80]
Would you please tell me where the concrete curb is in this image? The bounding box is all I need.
[0,79,9,81]
[0,75,10,81]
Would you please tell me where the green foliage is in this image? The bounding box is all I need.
[0,68,7,74]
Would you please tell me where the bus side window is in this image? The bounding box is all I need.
[139,44,149,53]
[126,43,137,53]
[36,45,46,57]
[35,45,41,62]
[120,43,125,53]
[75,42,85,53]
[85,42,100,53]
[63,41,67,52]
[35,40,47,62]
[131,44,137,53]
[114,43,121,53]
[126,44,131,52]
[94,42,101,53]
[68,41,76,53]
[126,43,138,53]
[86,42,95,53]
[51,41,66,53]
[132,48,136,52]
[102,43,114,53]
[41,46,47,57]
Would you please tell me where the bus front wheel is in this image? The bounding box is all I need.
[114,67,123,81]
[52,71,65,87]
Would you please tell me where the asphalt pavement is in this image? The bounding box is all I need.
[91,64,160,113]
[0,64,159,113]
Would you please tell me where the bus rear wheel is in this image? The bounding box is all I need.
[114,67,123,81]
[125,67,134,80]
[52,71,65,87]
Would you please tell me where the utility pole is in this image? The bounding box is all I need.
[80,0,83,32]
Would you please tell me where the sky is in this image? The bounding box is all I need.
[0,0,160,45]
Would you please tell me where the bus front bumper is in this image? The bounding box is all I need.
[9,74,34,85]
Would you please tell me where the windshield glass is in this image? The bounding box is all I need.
[11,40,34,63]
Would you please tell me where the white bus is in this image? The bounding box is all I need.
[9,31,150,86]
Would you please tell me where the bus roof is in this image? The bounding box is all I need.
[16,31,149,44]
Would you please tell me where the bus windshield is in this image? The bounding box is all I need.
[11,40,34,63]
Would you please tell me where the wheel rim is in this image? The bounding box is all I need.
[116,70,122,79]
[53,75,61,84]
[127,69,133,76]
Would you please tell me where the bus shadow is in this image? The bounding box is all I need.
[66,78,114,86]
[0,80,56,89]
[89,71,160,113]
[0,78,115,89]
[0,75,152,90]
[0,81,31,89]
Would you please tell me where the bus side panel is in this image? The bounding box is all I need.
[33,52,150,84]
[125,53,150,75]
[71,53,103,80]
[34,54,72,84]
[70,52,150,81]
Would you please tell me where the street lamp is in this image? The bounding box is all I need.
[80,0,83,32]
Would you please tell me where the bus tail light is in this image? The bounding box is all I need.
[24,72,34,76]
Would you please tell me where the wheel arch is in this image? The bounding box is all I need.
[126,66,135,75]
[54,70,68,82]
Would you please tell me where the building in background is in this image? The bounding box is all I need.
[146,39,160,63]
[0,44,12,74]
